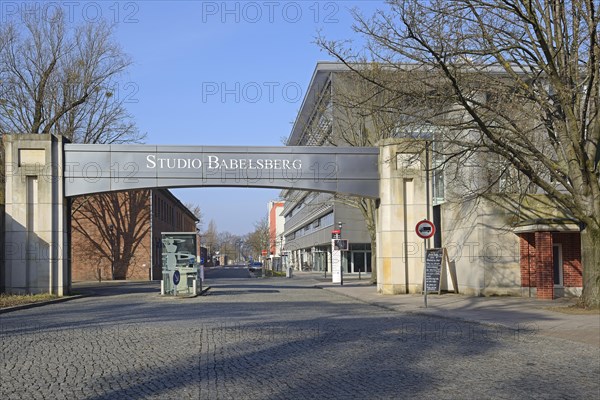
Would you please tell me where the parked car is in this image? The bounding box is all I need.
[248,261,263,272]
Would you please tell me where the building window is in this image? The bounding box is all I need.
[553,244,563,286]
[431,138,445,205]
[320,212,334,228]
[432,168,445,205]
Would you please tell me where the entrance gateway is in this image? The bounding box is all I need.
[63,143,379,198]
[3,134,431,296]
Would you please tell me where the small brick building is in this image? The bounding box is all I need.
[71,189,198,281]
[516,220,583,299]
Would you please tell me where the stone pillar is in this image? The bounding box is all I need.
[377,139,429,294]
[3,134,70,295]
[534,231,554,299]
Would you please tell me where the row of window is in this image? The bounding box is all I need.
[298,80,332,146]
[284,192,319,221]
[153,193,193,231]
[285,212,334,241]
[154,194,174,225]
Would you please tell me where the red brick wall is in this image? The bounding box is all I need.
[534,231,554,299]
[72,189,197,282]
[71,191,151,281]
[519,231,582,299]
[552,232,582,287]
[519,233,536,287]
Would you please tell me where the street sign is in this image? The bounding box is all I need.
[173,270,180,286]
[331,239,342,285]
[415,219,436,239]
[333,239,349,251]
[261,249,268,256]
[331,229,341,239]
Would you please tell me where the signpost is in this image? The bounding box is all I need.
[415,220,435,308]
[331,225,344,285]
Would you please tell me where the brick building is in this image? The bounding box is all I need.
[516,224,583,299]
[71,189,198,281]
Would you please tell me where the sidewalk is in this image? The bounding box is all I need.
[295,271,600,347]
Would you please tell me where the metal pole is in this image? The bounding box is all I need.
[423,239,428,308]
[338,222,344,286]
[149,192,153,281]
[425,141,431,222]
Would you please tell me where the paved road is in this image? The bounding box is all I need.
[1,277,599,399]
[205,265,251,279]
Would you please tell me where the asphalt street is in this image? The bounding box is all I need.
[1,274,598,399]
[204,265,251,279]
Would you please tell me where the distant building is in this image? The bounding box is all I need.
[281,63,373,275]
[71,189,198,281]
[267,200,285,270]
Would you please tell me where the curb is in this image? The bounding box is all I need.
[0,294,87,315]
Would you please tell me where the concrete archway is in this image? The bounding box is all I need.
[2,134,430,296]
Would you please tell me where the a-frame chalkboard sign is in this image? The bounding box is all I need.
[424,248,457,294]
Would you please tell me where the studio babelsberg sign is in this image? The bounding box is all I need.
[145,154,303,171]
[63,145,380,198]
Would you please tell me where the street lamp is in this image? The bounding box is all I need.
[236,240,244,264]
[338,221,344,286]
[108,224,114,280]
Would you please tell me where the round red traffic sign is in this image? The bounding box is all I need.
[415,219,436,239]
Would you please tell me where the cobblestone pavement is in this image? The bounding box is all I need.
[1,278,599,399]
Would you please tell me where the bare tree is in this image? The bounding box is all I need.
[245,216,270,260]
[202,219,219,258]
[217,231,244,262]
[184,202,204,232]
[0,10,144,143]
[319,0,600,306]
[0,10,148,282]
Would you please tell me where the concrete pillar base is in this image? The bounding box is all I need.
[3,134,70,295]
[376,139,429,296]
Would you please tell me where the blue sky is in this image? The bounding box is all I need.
[34,1,384,234]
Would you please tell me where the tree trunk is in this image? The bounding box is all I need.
[358,198,378,284]
[580,227,600,308]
